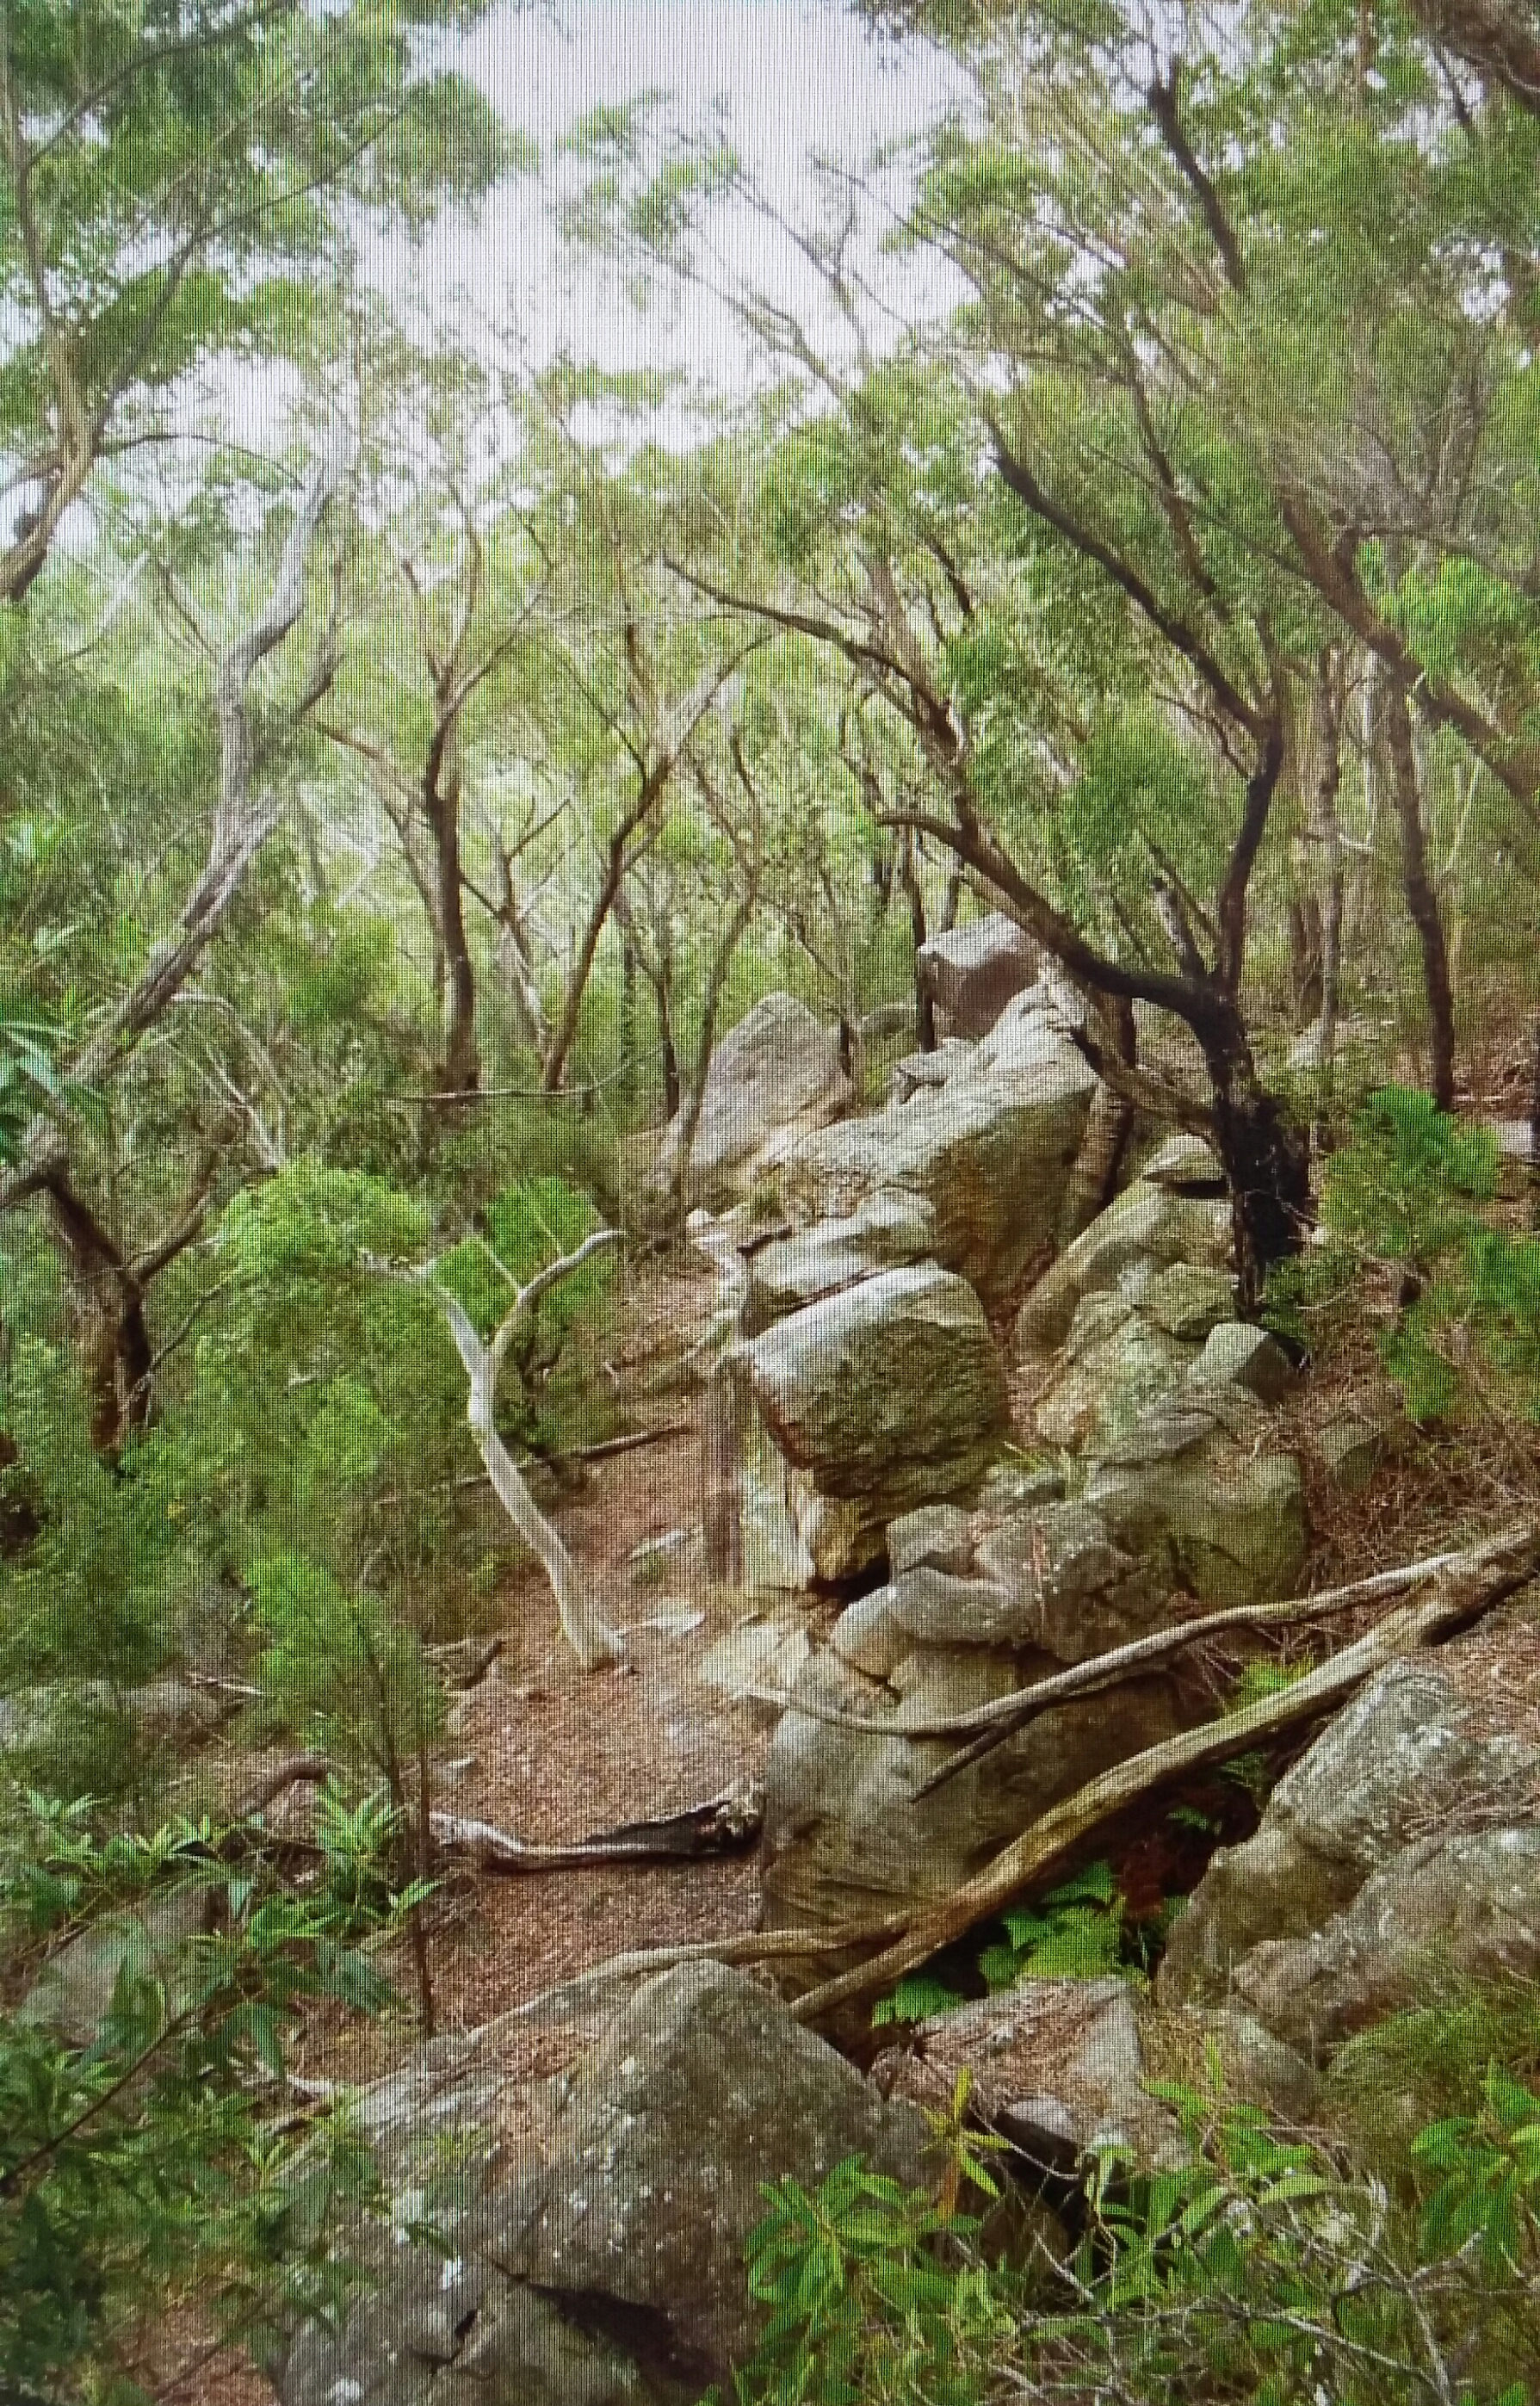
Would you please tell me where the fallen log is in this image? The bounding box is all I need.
[784,1518,1540,2026]
[429,1784,763,1872]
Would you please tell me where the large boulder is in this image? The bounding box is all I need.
[1014,1134,1232,1359]
[760,1488,1185,1936]
[653,993,853,1208]
[1160,1659,1540,2028]
[1236,1828,1540,2057]
[745,1191,937,1330]
[917,912,1040,1038]
[1082,1376,1308,1607]
[767,993,1098,1308]
[745,1263,1009,1526]
[270,1964,926,2406]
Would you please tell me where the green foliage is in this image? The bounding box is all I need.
[247,1553,443,1791]
[0,1791,427,2393]
[0,1336,192,1692]
[722,2045,1540,2406]
[1299,1086,1540,1426]
[714,2156,1006,2406]
[872,1865,1159,2027]
[1415,2067,1540,2275]
[1320,1085,1500,1274]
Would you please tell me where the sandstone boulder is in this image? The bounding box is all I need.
[917,912,1040,1037]
[270,1964,926,2406]
[1238,1828,1540,2058]
[654,993,853,1208]
[745,1263,1009,1513]
[761,1645,1183,1938]
[745,1191,937,1329]
[761,1481,1184,1936]
[1015,1135,1231,1358]
[19,1883,219,2049]
[1160,1660,1540,2013]
[769,1002,1097,1308]
[889,1983,1317,2175]
[1082,1376,1308,1606]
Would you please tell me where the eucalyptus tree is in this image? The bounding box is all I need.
[0,0,515,603]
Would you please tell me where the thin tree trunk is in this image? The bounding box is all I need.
[666,893,755,1225]
[423,763,479,1096]
[1381,677,1457,1111]
[1309,649,1346,1075]
[897,834,937,1052]
[418,1238,627,1671]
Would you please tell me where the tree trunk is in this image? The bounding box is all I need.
[1308,648,1346,1075]
[424,780,479,1096]
[41,1180,155,1457]
[1197,1006,1314,1309]
[1381,677,1457,1111]
[897,834,937,1051]
[666,894,755,1227]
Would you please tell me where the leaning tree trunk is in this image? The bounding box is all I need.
[1380,677,1457,1112]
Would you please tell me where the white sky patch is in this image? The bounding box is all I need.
[357,0,970,405]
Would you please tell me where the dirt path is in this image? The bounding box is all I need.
[148,1265,782,2400]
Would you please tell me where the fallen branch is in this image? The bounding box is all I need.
[748,1550,1469,1778]
[429,1786,763,1873]
[784,1518,1540,2025]
[913,1549,1469,1795]
[371,1420,692,1508]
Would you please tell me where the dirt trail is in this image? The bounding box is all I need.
[409,1420,774,2063]
[147,1265,779,2401]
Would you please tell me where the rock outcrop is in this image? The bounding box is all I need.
[1160,1658,1540,2058]
[652,993,853,1209]
[760,1478,1189,1935]
[745,1264,1010,1577]
[270,1963,926,2406]
[766,986,1098,1309]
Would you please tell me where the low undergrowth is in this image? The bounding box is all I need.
[716,1985,1540,2406]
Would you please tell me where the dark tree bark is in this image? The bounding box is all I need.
[1380,677,1457,1111]
[38,1168,212,1457]
[897,832,937,1050]
[421,739,479,1096]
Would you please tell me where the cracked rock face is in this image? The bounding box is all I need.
[652,992,854,1210]
[759,1490,1186,1937]
[745,1263,1010,1508]
[1160,1659,1540,2058]
[765,993,1097,1309]
[270,1964,926,2406]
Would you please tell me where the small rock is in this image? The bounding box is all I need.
[1147,1262,1236,1342]
[1192,1321,1296,1405]
[1318,1407,1401,1493]
[888,1502,975,1579]
[917,912,1040,1038]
